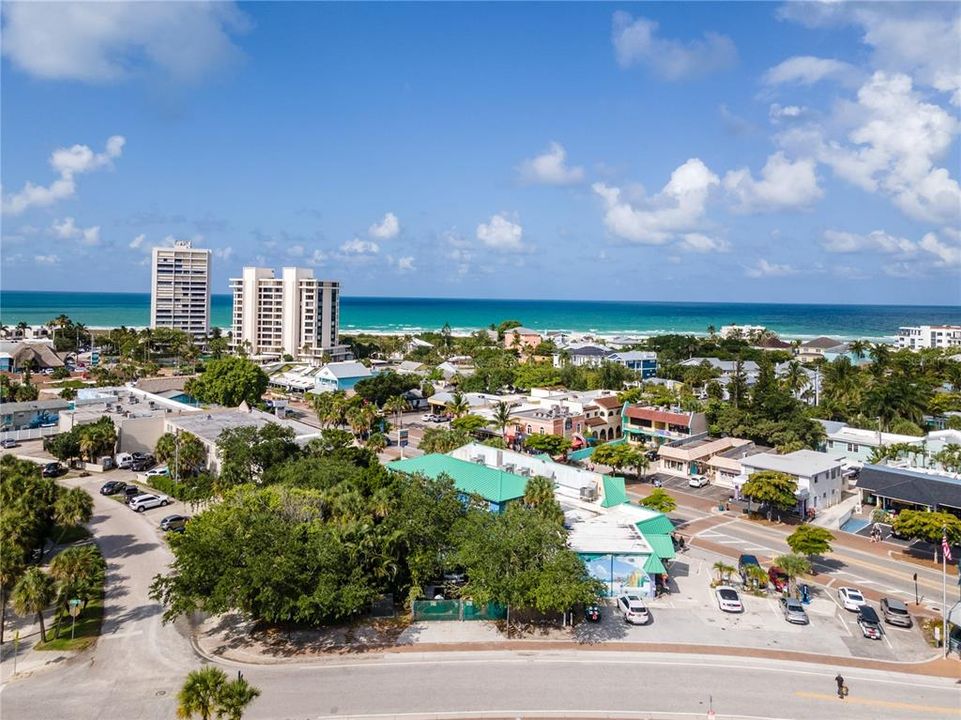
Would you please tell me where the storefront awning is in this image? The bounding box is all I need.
[643,554,667,574]
[644,534,677,560]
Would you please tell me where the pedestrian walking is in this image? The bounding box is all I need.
[835,673,847,699]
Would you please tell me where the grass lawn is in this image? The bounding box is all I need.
[34,594,104,652]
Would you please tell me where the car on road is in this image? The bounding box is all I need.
[880,597,913,628]
[688,475,709,488]
[857,605,884,639]
[123,486,142,502]
[768,566,790,593]
[131,455,157,472]
[715,586,743,613]
[1,438,19,449]
[779,597,809,625]
[616,593,650,625]
[41,462,67,478]
[129,493,170,512]
[160,514,190,532]
[421,414,437,423]
[738,554,761,580]
[837,587,867,612]
[100,480,128,495]
[144,466,170,478]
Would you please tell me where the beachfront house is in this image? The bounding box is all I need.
[621,405,708,446]
[797,337,848,363]
[737,449,846,514]
[503,327,542,351]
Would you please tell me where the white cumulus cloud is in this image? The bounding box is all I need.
[612,11,737,80]
[676,233,730,253]
[517,142,585,185]
[745,259,797,278]
[762,56,858,87]
[723,152,823,213]
[592,158,719,244]
[340,238,380,255]
[51,217,101,246]
[476,214,525,252]
[129,233,146,249]
[821,229,918,255]
[1,1,249,84]
[2,135,125,215]
[34,254,60,265]
[368,212,400,239]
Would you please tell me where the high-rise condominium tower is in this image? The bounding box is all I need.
[150,240,212,338]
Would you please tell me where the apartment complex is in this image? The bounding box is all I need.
[149,241,212,338]
[229,266,348,363]
[897,325,961,350]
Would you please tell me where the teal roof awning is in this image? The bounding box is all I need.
[635,514,675,536]
[600,475,628,507]
[388,454,528,503]
[644,533,676,560]
[643,554,667,574]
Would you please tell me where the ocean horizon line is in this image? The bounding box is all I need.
[3,288,959,310]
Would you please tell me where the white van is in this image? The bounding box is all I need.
[115,453,133,469]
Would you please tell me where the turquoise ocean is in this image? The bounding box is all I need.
[1,291,959,341]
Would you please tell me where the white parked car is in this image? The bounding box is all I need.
[129,493,170,512]
[715,586,743,613]
[616,593,650,625]
[837,587,867,612]
[688,475,709,488]
[144,466,170,478]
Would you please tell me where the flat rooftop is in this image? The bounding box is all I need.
[168,407,319,443]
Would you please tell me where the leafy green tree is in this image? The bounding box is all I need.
[365,432,387,453]
[185,356,268,407]
[44,432,82,464]
[523,433,572,458]
[591,442,631,474]
[353,372,419,406]
[305,429,355,456]
[0,551,25,644]
[52,487,93,541]
[639,488,677,514]
[156,431,209,478]
[741,470,798,521]
[892,510,961,546]
[12,567,55,642]
[451,413,488,433]
[419,427,470,454]
[446,391,470,419]
[48,544,105,634]
[454,505,602,621]
[772,553,812,594]
[743,563,769,591]
[216,423,301,488]
[490,401,515,438]
[785,525,834,564]
[933,444,961,473]
[216,675,262,720]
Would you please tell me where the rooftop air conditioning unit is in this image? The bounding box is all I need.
[503,463,516,474]
[471,455,485,463]
[579,485,598,502]
[518,467,531,477]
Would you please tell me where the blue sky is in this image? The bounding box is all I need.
[2,1,959,305]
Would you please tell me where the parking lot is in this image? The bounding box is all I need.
[576,548,935,662]
[646,471,735,506]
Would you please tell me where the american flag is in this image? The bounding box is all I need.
[943,532,953,563]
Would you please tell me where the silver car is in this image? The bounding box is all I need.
[780,597,809,625]
[880,597,913,628]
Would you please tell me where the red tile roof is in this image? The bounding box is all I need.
[624,406,691,426]
[594,395,622,409]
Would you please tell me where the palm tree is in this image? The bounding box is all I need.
[177,667,228,720]
[12,567,55,643]
[868,342,891,375]
[523,475,555,508]
[216,676,261,720]
[490,401,514,438]
[447,391,470,419]
[712,561,735,584]
[0,555,25,644]
[706,324,716,339]
[849,339,868,360]
[53,488,94,540]
[384,395,408,432]
[782,360,809,399]
[743,563,769,591]
[365,432,387,454]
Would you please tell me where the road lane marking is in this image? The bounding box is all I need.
[793,691,961,715]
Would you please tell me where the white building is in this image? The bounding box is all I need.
[150,241,211,338]
[229,266,349,363]
[719,324,766,339]
[738,449,846,514]
[897,325,961,350]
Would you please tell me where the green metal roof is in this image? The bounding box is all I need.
[600,475,628,508]
[644,533,676,560]
[388,454,528,503]
[635,514,675,536]
[643,554,667,574]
